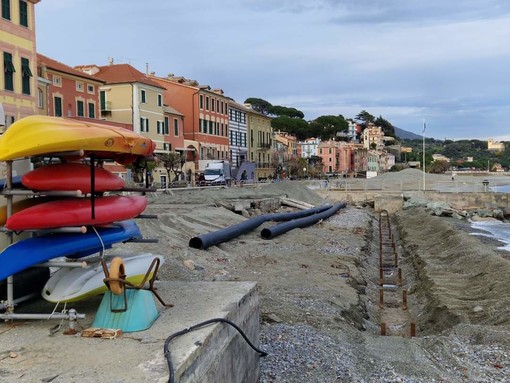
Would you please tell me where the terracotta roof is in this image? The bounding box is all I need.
[94,64,165,89]
[37,53,104,83]
[228,100,252,112]
[164,105,183,116]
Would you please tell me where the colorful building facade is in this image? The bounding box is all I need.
[0,0,40,127]
[37,53,104,118]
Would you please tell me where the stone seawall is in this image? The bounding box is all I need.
[316,189,510,212]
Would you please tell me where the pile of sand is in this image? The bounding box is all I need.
[148,181,326,206]
[396,207,510,333]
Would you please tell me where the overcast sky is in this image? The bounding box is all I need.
[35,0,510,141]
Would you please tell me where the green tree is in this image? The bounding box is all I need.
[269,105,304,119]
[271,116,309,140]
[428,160,450,174]
[156,152,185,183]
[355,110,375,128]
[307,155,323,178]
[312,115,348,140]
[374,115,395,138]
[244,97,273,115]
[126,158,157,185]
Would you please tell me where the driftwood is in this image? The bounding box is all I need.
[280,197,315,210]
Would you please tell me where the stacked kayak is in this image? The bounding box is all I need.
[0,116,160,303]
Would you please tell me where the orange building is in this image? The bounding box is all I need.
[37,54,104,118]
[149,74,230,174]
[318,141,355,175]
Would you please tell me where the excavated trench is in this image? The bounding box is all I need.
[353,206,510,337]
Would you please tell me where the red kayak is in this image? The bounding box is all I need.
[6,195,147,231]
[22,163,125,193]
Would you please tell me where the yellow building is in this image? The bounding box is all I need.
[0,0,40,127]
[246,106,272,180]
[488,139,505,152]
[362,124,384,151]
[76,62,167,154]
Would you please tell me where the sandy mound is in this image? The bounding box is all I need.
[396,207,510,333]
[148,181,326,206]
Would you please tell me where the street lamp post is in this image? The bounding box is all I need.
[422,121,426,191]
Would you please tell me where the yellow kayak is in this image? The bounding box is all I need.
[0,116,155,163]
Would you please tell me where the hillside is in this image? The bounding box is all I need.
[394,126,422,140]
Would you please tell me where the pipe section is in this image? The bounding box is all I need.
[260,203,346,239]
[189,204,333,250]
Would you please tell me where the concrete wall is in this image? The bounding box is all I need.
[178,283,261,383]
[317,189,510,211]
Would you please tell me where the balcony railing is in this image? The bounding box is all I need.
[101,101,112,112]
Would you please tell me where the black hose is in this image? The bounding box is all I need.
[189,204,332,250]
[163,317,268,383]
[261,202,347,239]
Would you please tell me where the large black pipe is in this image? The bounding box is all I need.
[260,202,347,239]
[189,204,332,250]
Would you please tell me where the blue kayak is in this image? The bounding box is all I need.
[0,175,24,189]
[0,220,142,281]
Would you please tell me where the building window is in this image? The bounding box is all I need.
[37,88,43,108]
[211,98,215,112]
[20,57,32,95]
[19,0,27,27]
[216,100,220,113]
[157,120,164,135]
[157,94,162,107]
[87,84,94,94]
[3,52,15,91]
[76,81,83,92]
[54,96,62,117]
[163,143,170,151]
[140,117,149,132]
[53,76,61,86]
[100,90,106,110]
[199,94,203,109]
[2,0,10,20]
[88,102,95,118]
[140,89,146,103]
[77,100,84,116]
[174,118,179,136]
[205,97,209,111]
[164,117,169,135]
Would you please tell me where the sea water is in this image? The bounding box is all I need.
[470,220,510,251]
[490,184,510,193]
[468,185,510,250]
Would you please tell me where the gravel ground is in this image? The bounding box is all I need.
[2,178,509,382]
[140,183,510,383]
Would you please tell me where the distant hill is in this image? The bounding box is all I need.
[394,127,422,140]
